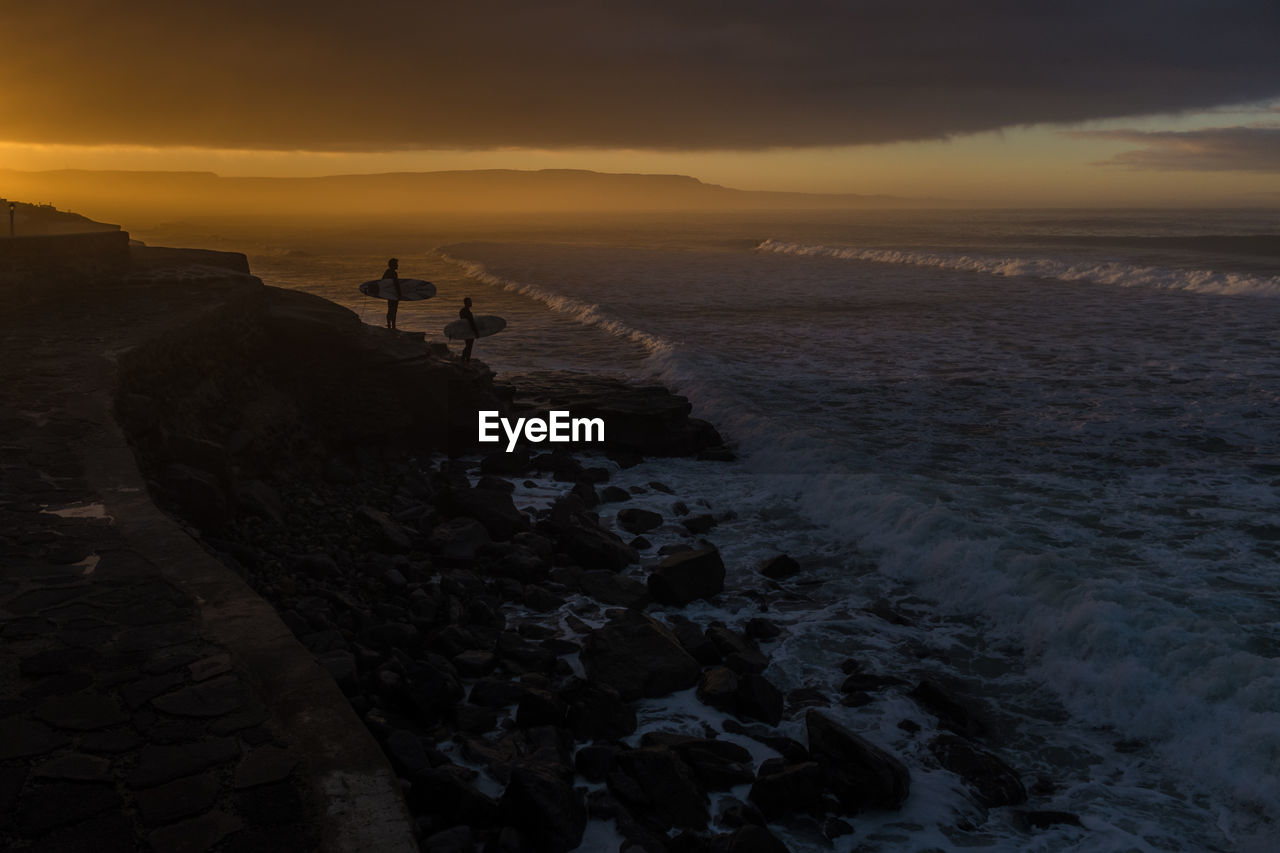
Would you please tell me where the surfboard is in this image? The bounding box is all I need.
[444,315,507,340]
[359,278,436,301]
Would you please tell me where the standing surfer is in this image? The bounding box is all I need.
[381,258,402,329]
[460,297,480,363]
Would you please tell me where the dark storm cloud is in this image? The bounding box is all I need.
[1074,126,1280,171]
[4,0,1280,150]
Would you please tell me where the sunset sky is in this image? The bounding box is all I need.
[3,1,1280,206]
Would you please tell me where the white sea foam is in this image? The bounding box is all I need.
[436,250,673,356]
[757,238,1280,297]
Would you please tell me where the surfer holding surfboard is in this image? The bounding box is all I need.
[443,298,506,361]
[459,297,479,362]
[381,258,402,330]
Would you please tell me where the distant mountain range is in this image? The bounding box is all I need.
[0,168,951,223]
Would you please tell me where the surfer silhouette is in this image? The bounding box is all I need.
[381,258,402,329]
[460,297,479,363]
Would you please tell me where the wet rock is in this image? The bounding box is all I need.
[600,486,632,503]
[1010,809,1083,831]
[422,825,474,853]
[743,618,781,641]
[570,481,599,509]
[648,549,725,605]
[549,501,636,572]
[805,710,910,812]
[639,738,754,791]
[448,487,531,541]
[481,449,531,476]
[357,505,414,552]
[476,475,516,493]
[516,688,568,729]
[429,517,492,560]
[385,729,434,777]
[748,761,825,818]
[581,612,701,701]
[698,666,740,715]
[500,763,587,853]
[681,514,717,535]
[910,679,988,738]
[575,744,620,782]
[411,765,502,827]
[758,555,800,580]
[580,570,651,609]
[930,735,1026,808]
[563,681,637,740]
[708,825,790,853]
[670,619,722,665]
[734,674,785,726]
[609,747,708,830]
[617,508,663,534]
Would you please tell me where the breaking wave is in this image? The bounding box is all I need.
[757,239,1280,297]
[436,250,672,356]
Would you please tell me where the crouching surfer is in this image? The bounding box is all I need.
[460,297,480,363]
[381,257,403,329]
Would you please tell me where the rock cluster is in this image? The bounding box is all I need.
[109,294,1066,848]
[191,438,929,851]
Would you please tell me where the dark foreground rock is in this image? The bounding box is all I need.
[580,612,702,701]
[647,549,726,605]
[806,710,910,812]
[930,735,1027,808]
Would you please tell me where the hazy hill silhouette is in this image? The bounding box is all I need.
[0,168,948,223]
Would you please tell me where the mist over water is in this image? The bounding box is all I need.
[139,210,1280,851]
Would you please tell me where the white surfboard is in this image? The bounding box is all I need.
[359,278,436,301]
[444,315,507,340]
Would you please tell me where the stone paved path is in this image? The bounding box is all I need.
[1,274,413,851]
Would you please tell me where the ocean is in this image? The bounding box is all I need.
[137,209,1280,851]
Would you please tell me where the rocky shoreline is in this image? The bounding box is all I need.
[108,267,1078,851]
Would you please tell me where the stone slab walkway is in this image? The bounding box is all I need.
[1,272,416,851]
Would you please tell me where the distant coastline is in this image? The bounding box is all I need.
[0,167,954,223]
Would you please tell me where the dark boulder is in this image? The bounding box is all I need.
[481,448,531,475]
[648,550,726,605]
[734,674,785,727]
[500,763,587,853]
[708,825,791,853]
[563,681,637,741]
[548,500,636,572]
[447,487,531,541]
[609,747,708,830]
[669,619,722,665]
[748,761,825,818]
[617,508,663,534]
[758,555,800,580]
[930,735,1026,808]
[581,613,701,701]
[805,710,910,812]
[910,679,989,738]
[429,517,492,560]
[579,570,651,609]
[681,514,717,535]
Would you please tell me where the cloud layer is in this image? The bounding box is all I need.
[1076,126,1280,172]
[4,1,1280,151]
